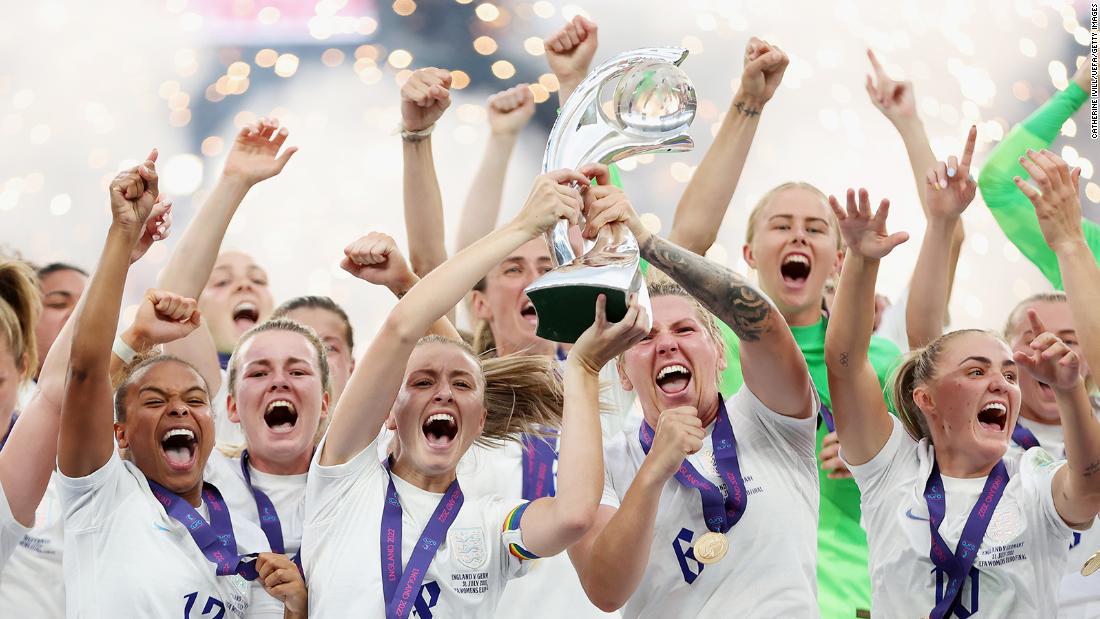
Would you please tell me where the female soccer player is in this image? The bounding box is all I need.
[825,187,1100,617]
[57,154,304,618]
[568,169,819,617]
[302,170,647,618]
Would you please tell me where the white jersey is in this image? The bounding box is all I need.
[1007,416,1100,619]
[0,473,65,617]
[206,450,307,619]
[0,476,30,571]
[601,386,820,619]
[847,415,1082,618]
[213,368,246,448]
[58,452,269,618]
[303,435,532,618]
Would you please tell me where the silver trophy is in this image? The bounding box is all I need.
[524,47,697,343]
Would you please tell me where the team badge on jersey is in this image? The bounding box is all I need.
[449,527,488,570]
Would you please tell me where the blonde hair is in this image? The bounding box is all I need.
[0,260,40,382]
[744,182,843,250]
[890,329,1002,442]
[1003,292,1067,339]
[414,335,563,445]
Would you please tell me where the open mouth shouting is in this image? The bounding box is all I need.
[519,298,538,327]
[656,363,693,396]
[780,252,812,289]
[161,427,199,471]
[264,399,299,434]
[233,301,260,332]
[976,401,1008,434]
[423,412,458,450]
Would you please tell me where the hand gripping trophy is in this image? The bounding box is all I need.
[525,47,697,343]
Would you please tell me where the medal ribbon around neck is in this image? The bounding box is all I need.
[1010,424,1040,450]
[239,450,302,570]
[380,459,464,619]
[924,459,1010,619]
[638,397,747,534]
[146,478,259,580]
[521,433,557,500]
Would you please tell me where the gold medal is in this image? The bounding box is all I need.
[693,531,728,564]
[1082,550,1100,577]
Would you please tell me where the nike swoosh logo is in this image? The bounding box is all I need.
[905,508,929,522]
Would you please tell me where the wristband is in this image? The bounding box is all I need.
[398,124,434,142]
[112,335,139,365]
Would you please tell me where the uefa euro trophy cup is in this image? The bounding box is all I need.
[524,47,697,343]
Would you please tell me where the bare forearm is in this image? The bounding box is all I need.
[403,139,448,276]
[71,229,133,374]
[0,394,59,525]
[543,362,602,545]
[906,217,957,348]
[1056,381,1100,519]
[574,467,664,610]
[669,95,763,254]
[159,176,250,297]
[826,255,879,370]
[456,133,519,251]
[1057,241,1100,381]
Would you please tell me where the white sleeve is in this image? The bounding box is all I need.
[873,288,911,354]
[55,451,134,532]
[844,415,919,505]
[599,465,621,509]
[493,498,534,581]
[597,363,636,438]
[731,383,819,460]
[304,432,384,526]
[1018,447,1086,538]
[0,479,30,570]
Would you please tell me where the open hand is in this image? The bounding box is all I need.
[401,68,452,132]
[924,125,978,220]
[1014,148,1085,253]
[488,84,535,135]
[223,118,297,186]
[828,189,909,260]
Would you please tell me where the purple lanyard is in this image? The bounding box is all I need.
[924,460,1009,619]
[639,397,747,533]
[0,413,16,450]
[819,403,836,433]
[521,433,557,500]
[146,478,258,580]
[239,450,302,569]
[380,460,464,619]
[1010,424,1041,450]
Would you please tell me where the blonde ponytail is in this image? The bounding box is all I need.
[0,260,41,381]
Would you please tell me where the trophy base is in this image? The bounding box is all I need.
[528,284,629,344]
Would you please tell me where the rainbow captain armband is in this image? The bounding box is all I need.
[502,502,540,561]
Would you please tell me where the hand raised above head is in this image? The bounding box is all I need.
[1013,148,1085,253]
[109,148,159,235]
[544,15,599,89]
[1014,309,1083,391]
[571,293,649,373]
[222,117,298,186]
[487,84,535,136]
[340,231,417,293]
[401,67,453,133]
[738,36,788,106]
[828,188,909,260]
[130,196,173,265]
[865,49,917,126]
[924,125,978,219]
[130,289,202,348]
[512,170,588,237]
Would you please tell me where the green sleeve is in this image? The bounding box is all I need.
[977,83,1100,290]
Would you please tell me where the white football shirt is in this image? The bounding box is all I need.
[302,435,532,618]
[0,473,65,617]
[213,368,246,448]
[206,450,307,618]
[58,451,269,618]
[847,415,1082,618]
[1007,415,1100,619]
[0,476,30,571]
[601,386,820,618]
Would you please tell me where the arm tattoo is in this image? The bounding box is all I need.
[640,235,773,342]
[733,101,761,117]
[1083,460,1100,478]
[839,352,849,367]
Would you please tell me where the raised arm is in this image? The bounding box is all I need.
[58,153,160,478]
[906,126,977,348]
[978,59,1098,289]
[319,170,587,466]
[455,85,536,252]
[340,232,461,340]
[1014,311,1100,526]
[824,189,910,465]
[582,164,811,417]
[159,120,297,392]
[544,16,598,108]
[1015,149,1100,399]
[400,67,452,277]
[519,296,647,558]
[668,37,787,255]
